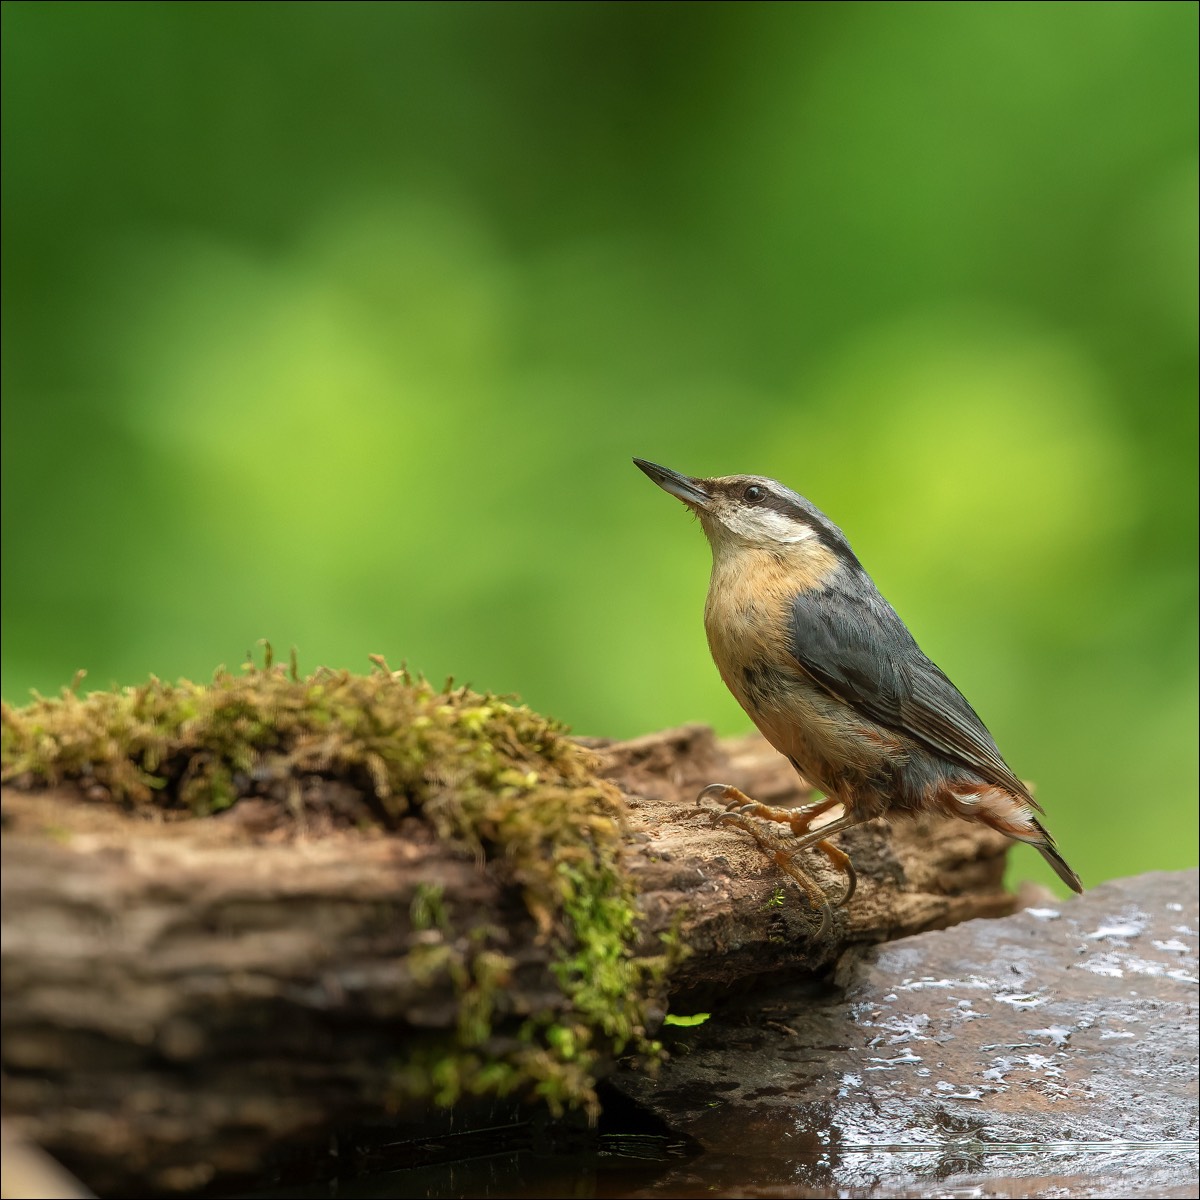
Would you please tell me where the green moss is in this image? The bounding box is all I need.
[410,882,449,932]
[1,649,674,1117]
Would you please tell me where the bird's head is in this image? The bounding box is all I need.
[633,458,855,565]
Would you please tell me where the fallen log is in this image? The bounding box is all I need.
[2,671,1017,1197]
[590,724,1017,993]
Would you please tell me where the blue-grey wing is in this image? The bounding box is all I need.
[787,578,1038,807]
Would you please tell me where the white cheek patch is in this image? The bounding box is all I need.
[729,506,815,545]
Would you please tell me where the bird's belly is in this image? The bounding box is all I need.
[704,578,906,803]
[752,675,882,782]
[711,650,896,798]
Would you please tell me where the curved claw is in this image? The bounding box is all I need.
[696,782,737,807]
[836,855,858,907]
[813,838,858,907]
[768,846,837,939]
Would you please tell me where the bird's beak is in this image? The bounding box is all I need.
[633,458,711,509]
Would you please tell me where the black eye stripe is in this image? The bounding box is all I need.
[761,493,834,537]
[716,476,861,566]
[761,492,805,519]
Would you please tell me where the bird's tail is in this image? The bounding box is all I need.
[949,785,1083,894]
[1032,828,1084,894]
[992,808,1083,894]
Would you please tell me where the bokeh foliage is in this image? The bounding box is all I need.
[3,2,1196,890]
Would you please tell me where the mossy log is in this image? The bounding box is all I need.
[2,707,1015,1196]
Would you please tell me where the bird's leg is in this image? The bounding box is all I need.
[813,838,857,906]
[708,811,836,937]
[769,843,838,939]
[696,783,843,838]
[698,786,860,931]
[773,813,864,925]
[781,810,862,893]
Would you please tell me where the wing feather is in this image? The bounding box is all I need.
[787,578,1039,808]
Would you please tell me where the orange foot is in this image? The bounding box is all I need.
[696,783,858,934]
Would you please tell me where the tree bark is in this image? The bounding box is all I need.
[1,724,1016,1196]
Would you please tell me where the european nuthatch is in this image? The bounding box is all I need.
[634,458,1082,931]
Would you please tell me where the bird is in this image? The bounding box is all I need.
[633,457,1082,933]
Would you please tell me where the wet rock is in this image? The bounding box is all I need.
[611,869,1199,1198]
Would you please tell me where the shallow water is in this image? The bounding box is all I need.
[239,1116,1199,1199]
[241,871,1199,1200]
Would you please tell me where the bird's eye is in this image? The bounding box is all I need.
[743,484,766,504]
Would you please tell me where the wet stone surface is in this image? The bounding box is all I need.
[610,869,1199,1198]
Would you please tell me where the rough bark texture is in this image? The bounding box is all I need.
[591,725,1017,995]
[1,724,1016,1196]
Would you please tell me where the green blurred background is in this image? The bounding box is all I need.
[3,2,1196,891]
